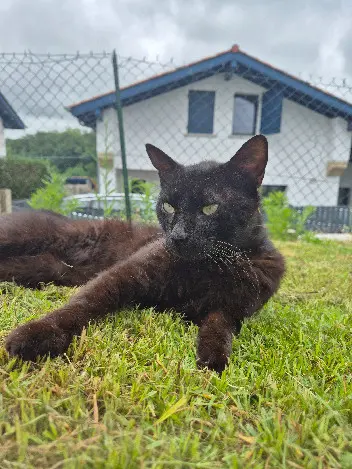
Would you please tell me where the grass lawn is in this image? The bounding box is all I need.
[0,240,352,468]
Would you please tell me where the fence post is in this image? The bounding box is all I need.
[0,189,12,215]
[112,50,132,223]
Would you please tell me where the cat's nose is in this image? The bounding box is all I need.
[170,224,188,242]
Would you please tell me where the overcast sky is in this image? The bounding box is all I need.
[1,0,352,140]
[1,0,352,78]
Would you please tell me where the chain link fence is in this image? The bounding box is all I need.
[0,49,351,232]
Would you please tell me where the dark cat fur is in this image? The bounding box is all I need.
[2,135,285,372]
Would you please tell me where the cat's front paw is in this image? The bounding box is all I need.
[196,344,231,373]
[5,320,73,361]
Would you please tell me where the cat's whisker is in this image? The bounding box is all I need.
[234,254,260,302]
[205,252,224,272]
[220,256,241,284]
[210,246,261,308]
[238,251,260,288]
[211,241,261,303]
[211,246,241,261]
[215,240,242,251]
[222,254,260,305]
[208,247,241,283]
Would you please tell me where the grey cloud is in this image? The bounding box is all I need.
[160,0,351,76]
[338,27,352,77]
[1,0,352,138]
[0,0,351,78]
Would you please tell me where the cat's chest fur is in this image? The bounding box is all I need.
[154,255,263,325]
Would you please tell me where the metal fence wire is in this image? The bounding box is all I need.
[0,48,351,232]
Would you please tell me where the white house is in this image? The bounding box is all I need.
[68,45,352,207]
[0,92,25,158]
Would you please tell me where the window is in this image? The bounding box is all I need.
[232,94,258,135]
[187,90,215,134]
[261,185,287,197]
[338,188,351,206]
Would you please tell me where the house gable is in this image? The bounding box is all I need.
[67,45,352,134]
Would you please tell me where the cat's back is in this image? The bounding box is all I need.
[1,209,162,266]
[67,215,162,264]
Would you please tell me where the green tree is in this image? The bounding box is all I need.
[7,129,96,176]
[0,158,50,199]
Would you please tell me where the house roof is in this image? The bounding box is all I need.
[67,45,352,129]
[0,92,25,129]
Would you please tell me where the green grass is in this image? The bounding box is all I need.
[0,241,352,469]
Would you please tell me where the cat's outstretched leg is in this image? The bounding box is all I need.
[5,239,168,360]
[196,311,242,373]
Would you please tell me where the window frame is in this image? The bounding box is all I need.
[187,90,216,135]
[232,94,259,136]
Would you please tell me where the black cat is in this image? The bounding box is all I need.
[2,135,285,372]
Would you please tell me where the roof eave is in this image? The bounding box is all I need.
[0,93,25,129]
[67,48,352,126]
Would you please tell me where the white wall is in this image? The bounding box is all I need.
[0,117,6,158]
[96,109,120,194]
[96,73,352,206]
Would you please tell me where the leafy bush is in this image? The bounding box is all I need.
[93,152,158,222]
[129,179,158,223]
[28,171,80,215]
[0,158,49,199]
[262,191,316,241]
[100,180,158,223]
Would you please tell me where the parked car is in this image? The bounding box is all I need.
[63,192,157,222]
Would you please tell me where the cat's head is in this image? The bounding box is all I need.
[145,135,268,259]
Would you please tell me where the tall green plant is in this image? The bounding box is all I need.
[28,171,80,215]
[129,179,158,223]
[93,119,120,218]
[262,191,315,241]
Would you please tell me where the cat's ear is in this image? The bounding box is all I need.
[145,144,179,173]
[228,135,268,186]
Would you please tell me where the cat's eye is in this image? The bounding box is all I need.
[163,202,175,214]
[202,204,219,215]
